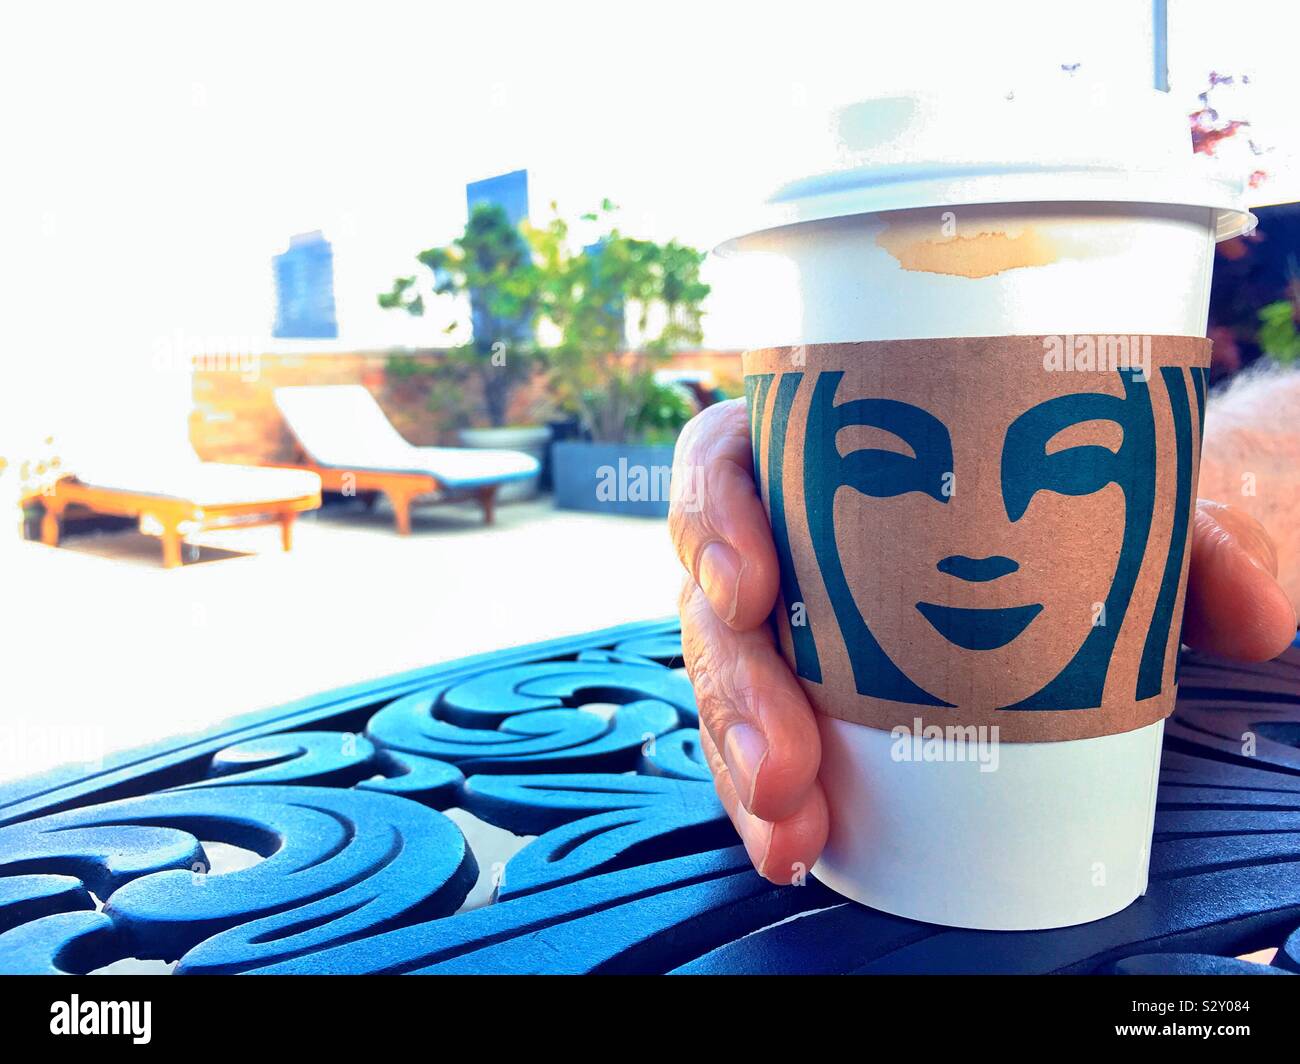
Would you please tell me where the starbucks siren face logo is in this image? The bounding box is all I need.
[745,336,1207,739]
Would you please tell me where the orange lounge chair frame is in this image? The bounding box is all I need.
[270,451,498,535]
[39,479,321,569]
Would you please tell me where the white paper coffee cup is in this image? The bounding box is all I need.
[717,85,1253,930]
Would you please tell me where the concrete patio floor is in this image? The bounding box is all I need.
[1,496,684,785]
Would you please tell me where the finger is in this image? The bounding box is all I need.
[680,578,821,822]
[700,723,829,884]
[669,398,780,630]
[1182,500,1297,662]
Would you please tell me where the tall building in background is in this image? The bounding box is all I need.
[272,231,338,339]
[466,169,529,228]
[465,170,532,349]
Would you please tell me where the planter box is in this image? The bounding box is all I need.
[458,426,551,502]
[551,440,676,518]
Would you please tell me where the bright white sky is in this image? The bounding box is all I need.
[2,0,1297,448]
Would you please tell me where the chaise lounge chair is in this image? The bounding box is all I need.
[38,451,322,568]
[271,385,539,534]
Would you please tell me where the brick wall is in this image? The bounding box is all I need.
[189,349,742,464]
[190,352,380,464]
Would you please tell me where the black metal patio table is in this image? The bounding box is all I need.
[1,619,1297,975]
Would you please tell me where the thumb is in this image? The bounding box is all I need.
[1181,500,1297,662]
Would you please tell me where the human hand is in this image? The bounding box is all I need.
[670,398,1298,883]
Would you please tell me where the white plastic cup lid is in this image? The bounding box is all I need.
[717,82,1254,253]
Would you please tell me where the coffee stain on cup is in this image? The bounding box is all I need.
[875,224,1064,278]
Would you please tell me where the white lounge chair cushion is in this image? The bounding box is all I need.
[273,385,540,490]
[70,456,321,509]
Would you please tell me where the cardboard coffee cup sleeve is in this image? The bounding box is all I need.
[743,334,1211,743]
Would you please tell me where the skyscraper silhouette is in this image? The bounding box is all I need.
[273,231,339,339]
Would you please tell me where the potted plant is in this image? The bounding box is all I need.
[0,432,64,547]
[380,203,550,500]
[527,202,710,516]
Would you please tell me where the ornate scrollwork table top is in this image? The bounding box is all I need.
[1,620,1297,975]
